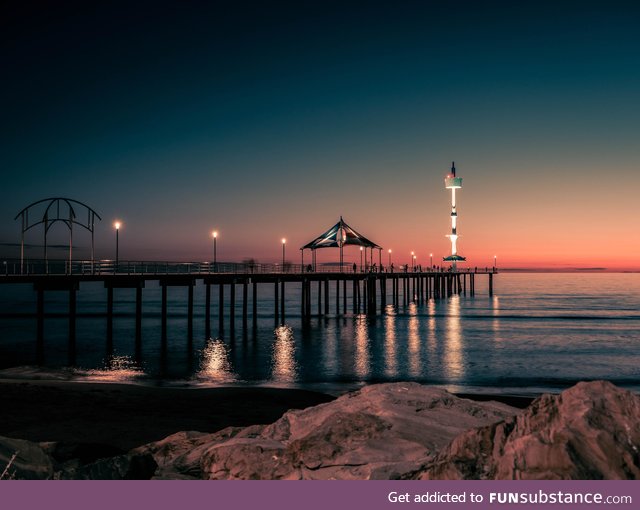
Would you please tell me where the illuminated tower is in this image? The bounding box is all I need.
[444,162,466,270]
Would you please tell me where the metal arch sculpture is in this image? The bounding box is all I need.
[14,198,102,274]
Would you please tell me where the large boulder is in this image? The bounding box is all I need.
[414,381,640,480]
[142,383,516,480]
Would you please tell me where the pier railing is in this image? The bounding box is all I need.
[1,258,498,276]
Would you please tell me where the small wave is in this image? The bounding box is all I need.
[74,355,147,383]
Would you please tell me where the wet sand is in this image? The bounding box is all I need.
[0,380,334,451]
[0,380,534,451]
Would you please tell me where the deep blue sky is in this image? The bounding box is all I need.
[2,1,639,267]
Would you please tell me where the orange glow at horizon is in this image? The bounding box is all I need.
[77,162,640,271]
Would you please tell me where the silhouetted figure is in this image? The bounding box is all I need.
[390,263,394,273]
[353,263,357,273]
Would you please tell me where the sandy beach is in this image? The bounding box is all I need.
[0,379,535,454]
[0,380,335,451]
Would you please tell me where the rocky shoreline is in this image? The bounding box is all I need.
[1,380,638,480]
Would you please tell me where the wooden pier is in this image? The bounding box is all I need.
[1,264,496,365]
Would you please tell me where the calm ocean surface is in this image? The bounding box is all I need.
[0,273,639,396]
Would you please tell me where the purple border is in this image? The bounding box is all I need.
[2,480,638,510]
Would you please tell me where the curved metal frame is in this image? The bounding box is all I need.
[15,198,102,274]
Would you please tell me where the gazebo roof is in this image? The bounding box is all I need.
[301,217,381,250]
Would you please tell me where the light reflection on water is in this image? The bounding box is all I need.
[2,274,640,393]
[196,338,236,383]
[271,325,297,382]
[492,295,500,337]
[354,317,370,379]
[79,355,145,382]
[407,305,421,377]
[444,296,464,381]
[384,311,397,378]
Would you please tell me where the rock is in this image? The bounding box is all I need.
[133,427,257,479]
[7,381,636,480]
[70,452,157,480]
[0,436,156,480]
[414,381,640,480]
[0,436,54,480]
[47,442,125,464]
[145,383,516,480]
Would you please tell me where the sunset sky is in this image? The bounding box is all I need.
[1,1,639,269]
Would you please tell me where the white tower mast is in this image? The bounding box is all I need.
[444,162,466,271]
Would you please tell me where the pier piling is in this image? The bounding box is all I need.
[68,287,76,365]
[6,268,497,364]
[274,279,279,324]
[107,286,114,353]
[135,285,142,360]
[205,283,211,338]
[218,283,224,336]
[187,283,194,346]
[161,284,167,348]
[36,289,44,364]
[252,280,257,329]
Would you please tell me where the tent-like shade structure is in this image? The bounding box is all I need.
[301,217,383,271]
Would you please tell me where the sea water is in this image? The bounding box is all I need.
[0,273,638,396]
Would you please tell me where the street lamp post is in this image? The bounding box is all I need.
[494,255,497,270]
[411,251,415,271]
[360,246,363,272]
[430,253,433,269]
[114,221,121,269]
[282,238,286,272]
[413,254,417,271]
[388,249,391,268]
